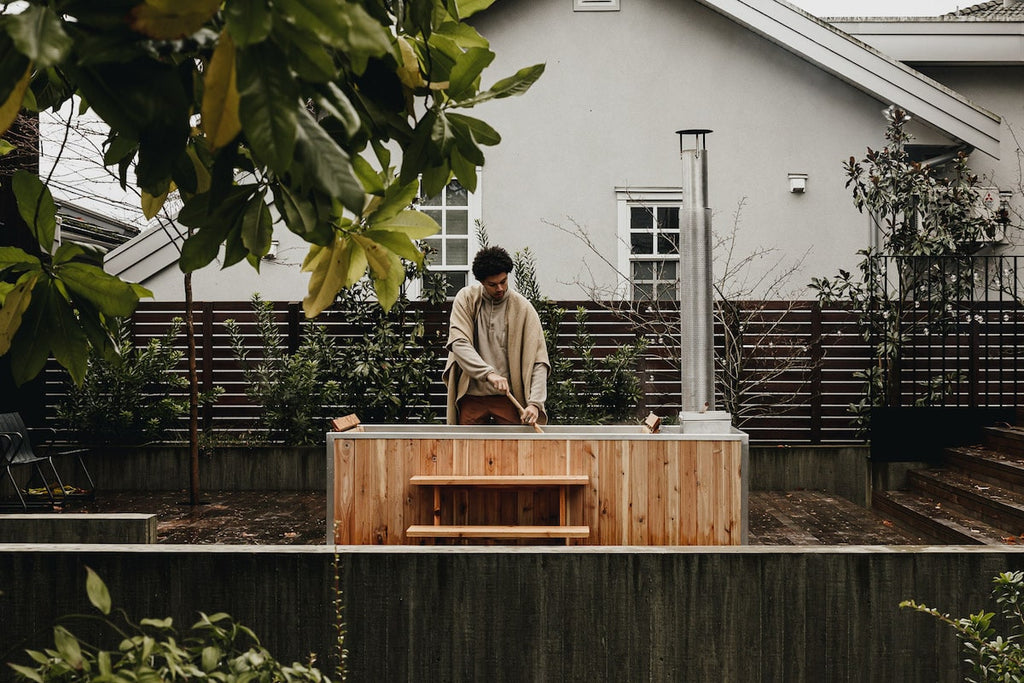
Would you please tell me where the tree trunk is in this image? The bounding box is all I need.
[185,270,200,505]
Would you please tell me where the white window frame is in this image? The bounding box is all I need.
[574,0,620,10]
[615,186,683,302]
[413,174,482,300]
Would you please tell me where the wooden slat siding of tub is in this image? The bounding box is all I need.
[332,434,744,545]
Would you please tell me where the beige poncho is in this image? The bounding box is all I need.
[442,284,550,425]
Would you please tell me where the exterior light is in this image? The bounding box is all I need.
[789,173,808,193]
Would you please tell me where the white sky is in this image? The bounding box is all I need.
[789,0,966,16]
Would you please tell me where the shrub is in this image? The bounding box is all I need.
[226,295,345,446]
[512,245,647,424]
[56,319,218,445]
[7,567,329,682]
[901,570,1024,682]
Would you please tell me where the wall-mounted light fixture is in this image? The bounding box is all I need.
[264,239,279,260]
[788,173,808,194]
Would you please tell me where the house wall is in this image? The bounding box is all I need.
[117,3,1007,302]
[915,64,1024,248]
[467,0,962,300]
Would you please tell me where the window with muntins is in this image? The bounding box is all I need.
[419,178,479,298]
[616,188,682,302]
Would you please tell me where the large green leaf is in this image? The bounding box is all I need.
[367,181,419,223]
[275,21,338,83]
[202,32,242,151]
[454,63,545,108]
[293,109,364,215]
[302,234,368,317]
[236,42,299,174]
[273,183,323,240]
[276,0,391,58]
[454,0,497,19]
[10,277,89,386]
[56,261,148,317]
[447,112,500,146]
[224,0,273,47]
[0,273,37,357]
[447,46,493,99]
[373,208,441,239]
[4,5,73,68]
[362,228,424,266]
[12,170,56,254]
[85,567,112,615]
[0,246,41,273]
[430,110,455,158]
[240,192,273,257]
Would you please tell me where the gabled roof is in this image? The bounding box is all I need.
[56,199,140,251]
[830,1,1024,70]
[696,0,1001,158]
[104,217,183,283]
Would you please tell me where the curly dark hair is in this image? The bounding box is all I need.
[471,246,514,281]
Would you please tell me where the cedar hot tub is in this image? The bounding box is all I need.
[327,424,748,545]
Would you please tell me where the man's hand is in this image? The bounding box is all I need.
[486,372,509,393]
[521,404,540,425]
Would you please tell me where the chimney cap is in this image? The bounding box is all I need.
[676,128,713,152]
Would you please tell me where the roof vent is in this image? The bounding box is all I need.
[574,0,619,11]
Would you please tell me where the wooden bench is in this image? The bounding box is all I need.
[407,474,590,543]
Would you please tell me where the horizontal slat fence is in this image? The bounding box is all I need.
[41,296,1023,445]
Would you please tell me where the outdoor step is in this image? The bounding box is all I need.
[907,468,1024,535]
[982,425,1024,459]
[944,445,1024,495]
[872,490,1011,545]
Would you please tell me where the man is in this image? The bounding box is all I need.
[443,246,550,426]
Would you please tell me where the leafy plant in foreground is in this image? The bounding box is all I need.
[8,567,328,682]
[902,570,1024,682]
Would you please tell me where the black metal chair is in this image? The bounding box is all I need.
[0,412,94,510]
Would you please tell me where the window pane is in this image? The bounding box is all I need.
[446,180,468,206]
[655,283,677,301]
[425,210,442,225]
[630,206,653,229]
[420,192,442,207]
[658,232,679,254]
[657,207,679,229]
[448,238,469,266]
[633,283,653,301]
[447,209,469,235]
[632,261,653,280]
[631,232,653,255]
[424,238,442,264]
[659,261,677,279]
[446,272,467,297]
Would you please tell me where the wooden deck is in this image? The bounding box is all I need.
[748,491,933,545]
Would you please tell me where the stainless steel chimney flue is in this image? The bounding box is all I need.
[676,128,732,433]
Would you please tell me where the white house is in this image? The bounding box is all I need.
[105,0,1023,303]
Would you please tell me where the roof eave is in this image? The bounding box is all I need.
[695,0,1002,159]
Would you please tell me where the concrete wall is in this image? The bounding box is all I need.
[3,545,1024,682]
[750,445,871,506]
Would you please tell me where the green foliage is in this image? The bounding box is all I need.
[227,261,443,444]
[226,295,344,446]
[0,0,543,384]
[8,567,329,682]
[330,259,445,424]
[56,318,220,445]
[511,245,647,424]
[809,107,1001,432]
[901,571,1024,682]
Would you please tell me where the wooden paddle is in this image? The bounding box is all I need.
[506,390,544,433]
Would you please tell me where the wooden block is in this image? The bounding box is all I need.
[641,412,662,434]
[331,414,361,432]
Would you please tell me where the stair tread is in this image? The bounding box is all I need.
[912,467,1024,508]
[875,489,1014,545]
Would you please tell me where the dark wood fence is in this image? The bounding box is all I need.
[41,297,1024,445]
